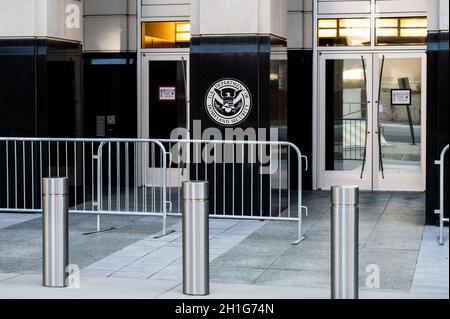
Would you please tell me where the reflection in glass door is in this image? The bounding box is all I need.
[319,54,373,189]
[319,52,426,191]
[374,53,426,191]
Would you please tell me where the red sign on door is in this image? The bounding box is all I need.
[159,86,176,101]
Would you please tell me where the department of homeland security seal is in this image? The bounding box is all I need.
[205,78,252,127]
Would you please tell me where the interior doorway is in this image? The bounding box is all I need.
[141,52,190,187]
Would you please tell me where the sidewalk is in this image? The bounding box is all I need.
[0,192,448,299]
[0,274,446,299]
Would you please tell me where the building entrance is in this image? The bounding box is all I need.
[318,52,426,191]
[140,52,190,186]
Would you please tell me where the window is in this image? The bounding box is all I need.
[376,17,427,46]
[142,21,191,49]
[318,18,370,47]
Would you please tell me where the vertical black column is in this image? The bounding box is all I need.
[426,31,449,225]
[190,36,286,216]
[0,39,82,209]
[288,50,313,190]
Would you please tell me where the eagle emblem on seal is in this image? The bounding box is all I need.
[205,78,252,127]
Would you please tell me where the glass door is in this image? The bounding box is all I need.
[318,52,426,191]
[141,52,190,187]
[373,53,426,191]
[319,53,373,190]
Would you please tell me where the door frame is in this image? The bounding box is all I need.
[139,50,190,140]
[316,50,427,191]
[139,50,190,187]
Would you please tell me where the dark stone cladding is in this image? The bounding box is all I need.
[0,38,82,209]
[0,38,82,138]
[189,35,286,216]
[287,50,313,190]
[190,35,275,133]
[425,31,449,225]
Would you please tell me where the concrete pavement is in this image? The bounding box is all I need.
[0,191,448,299]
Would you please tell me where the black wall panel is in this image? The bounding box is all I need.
[426,32,449,225]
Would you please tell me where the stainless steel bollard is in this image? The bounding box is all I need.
[331,185,359,299]
[42,178,69,288]
[183,181,210,296]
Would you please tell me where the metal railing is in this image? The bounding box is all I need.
[435,144,449,245]
[159,139,308,244]
[94,139,171,235]
[334,118,367,161]
[0,137,308,243]
[0,137,170,235]
[0,138,101,215]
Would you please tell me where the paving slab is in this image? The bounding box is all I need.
[210,267,266,284]
[359,248,418,291]
[255,269,330,288]
[411,226,449,295]
[211,253,281,269]
[0,214,39,230]
[270,245,330,272]
[0,274,180,299]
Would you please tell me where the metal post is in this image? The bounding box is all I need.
[331,185,359,299]
[42,178,69,288]
[182,181,210,296]
[435,145,449,245]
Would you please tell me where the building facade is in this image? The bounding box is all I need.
[0,0,448,224]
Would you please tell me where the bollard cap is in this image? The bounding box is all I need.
[183,181,209,201]
[331,185,359,206]
[42,178,69,196]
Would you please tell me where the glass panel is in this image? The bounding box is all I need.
[148,60,187,139]
[270,55,288,141]
[400,18,427,28]
[377,18,398,28]
[318,19,337,28]
[325,58,368,172]
[339,18,370,28]
[376,17,427,46]
[142,21,191,48]
[378,58,422,173]
[318,18,370,47]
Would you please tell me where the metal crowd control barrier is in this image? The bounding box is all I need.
[0,137,308,243]
[331,185,359,299]
[94,139,172,237]
[183,181,210,296]
[435,144,449,245]
[0,137,171,236]
[0,137,103,215]
[159,139,309,244]
[42,178,69,288]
